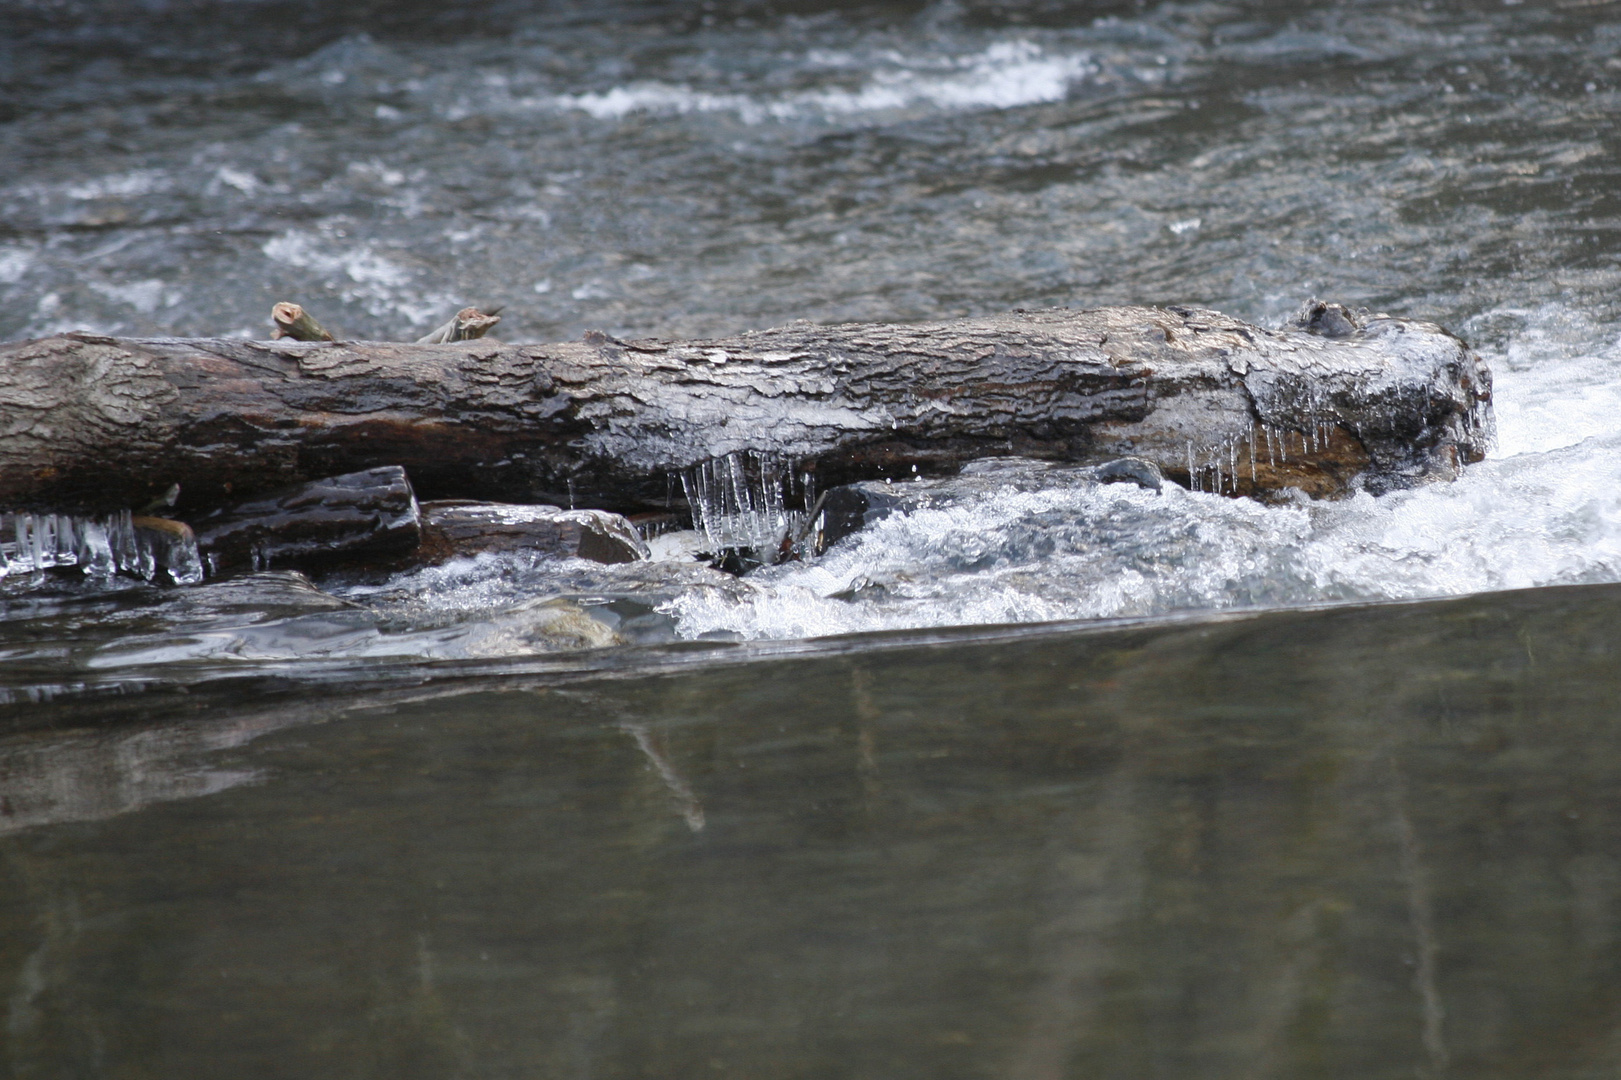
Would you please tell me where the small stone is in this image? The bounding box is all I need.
[417,501,648,565]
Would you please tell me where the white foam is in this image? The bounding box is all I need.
[1299,436,1621,599]
[262,230,410,289]
[659,436,1621,641]
[0,246,34,284]
[550,40,1096,123]
[88,279,180,314]
[261,229,450,324]
[62,170,170,201]
[1475,304,1621,457]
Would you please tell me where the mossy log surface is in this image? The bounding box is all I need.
[0,303,1492,516]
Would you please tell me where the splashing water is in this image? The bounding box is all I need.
[657,430,1621,641]
[4,0,1621,670]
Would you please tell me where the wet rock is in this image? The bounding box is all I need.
[159,570,358,620]
[1087,457,1164,492]
[1296,299,1362,339]
[815,457,1166,552]
[447,598,625,656]
[189,467,420,573]
[417,501,648,566]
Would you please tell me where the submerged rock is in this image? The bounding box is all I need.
[189,466,420,573]
[416,501,648,566]
[159,569,359,620]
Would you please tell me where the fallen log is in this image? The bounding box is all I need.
[0,301,1492,517]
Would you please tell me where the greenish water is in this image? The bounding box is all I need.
[5,582,1621,1078]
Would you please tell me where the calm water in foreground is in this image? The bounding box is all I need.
[5,582,1621,1077]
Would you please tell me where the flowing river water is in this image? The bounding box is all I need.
[3,0,1621,1074]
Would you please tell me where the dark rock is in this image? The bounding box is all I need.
[1088,457,1164,492]
[417,501,648,566]
[189,467,420,573]
[1296,299,1363,339]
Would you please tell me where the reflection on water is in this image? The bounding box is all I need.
[4,582,1621,1077]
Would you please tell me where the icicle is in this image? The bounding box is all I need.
[77,519,114,578]
[28,515,47,576]
[148,524,203,585]
[35,514,56,569]
[677,450,812,557]
[0,508,202,587]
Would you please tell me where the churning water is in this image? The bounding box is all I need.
[2,0,1620,660]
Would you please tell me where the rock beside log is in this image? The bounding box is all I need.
[190,466,420,573]
[0,301,1493,516]
[417,501,648,566]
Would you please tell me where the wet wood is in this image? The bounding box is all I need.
[0,302,1492,516]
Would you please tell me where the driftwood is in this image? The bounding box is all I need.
[416,306,502,345]
[269,302,334,343]
[0,302,1492,517]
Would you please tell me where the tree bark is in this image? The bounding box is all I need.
[0,303,1492,516]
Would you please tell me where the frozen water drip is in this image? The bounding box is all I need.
[0,510,201,586]
[679,450,819,562]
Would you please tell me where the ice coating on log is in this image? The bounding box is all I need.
[0,305,1492,514]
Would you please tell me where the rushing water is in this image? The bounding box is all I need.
[5,0,1621,663]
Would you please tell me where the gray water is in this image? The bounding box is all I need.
[6,583,1621,1077]
[5,3,1621,1073]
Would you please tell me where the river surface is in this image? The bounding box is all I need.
[3,0,1621,1074]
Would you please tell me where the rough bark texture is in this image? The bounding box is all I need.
[0,303,1492,516]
